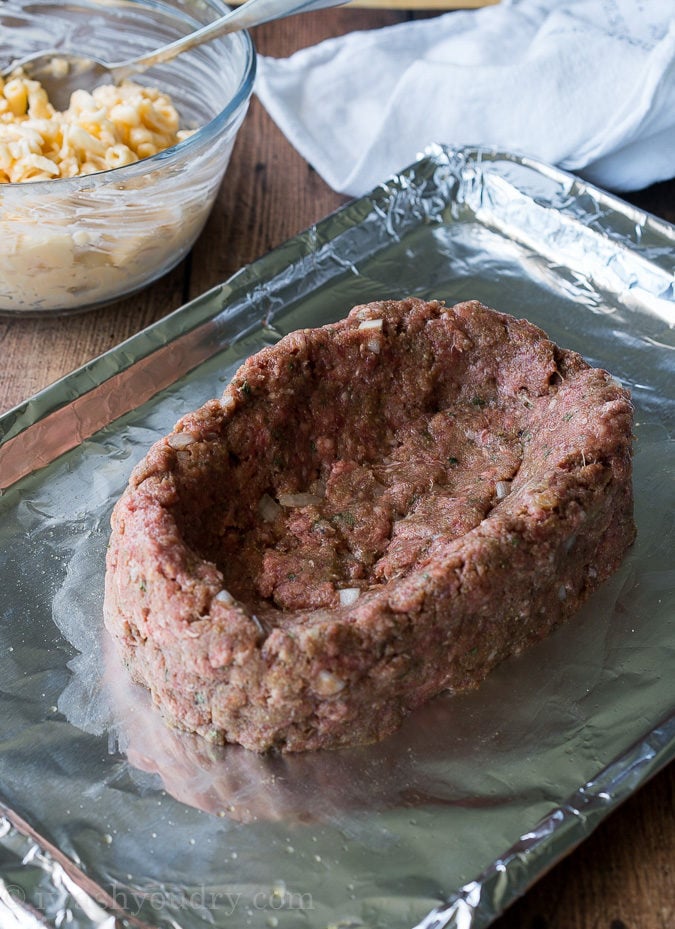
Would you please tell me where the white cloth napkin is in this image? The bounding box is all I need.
[255,0,675,196]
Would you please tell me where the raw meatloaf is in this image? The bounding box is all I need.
[104,299,636,752]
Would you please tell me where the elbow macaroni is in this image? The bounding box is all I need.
[0,71,193,182]
[0,68,224,312]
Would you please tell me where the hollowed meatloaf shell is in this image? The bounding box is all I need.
[104,299,636,752]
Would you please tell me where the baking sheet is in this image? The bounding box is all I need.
[0,144,673,929]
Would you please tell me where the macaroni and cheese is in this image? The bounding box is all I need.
[0,69,213,312]
[0,70,193,182]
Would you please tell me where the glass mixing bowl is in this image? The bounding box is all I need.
[0,0,256,315]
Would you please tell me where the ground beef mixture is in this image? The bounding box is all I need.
[104,299,636,752]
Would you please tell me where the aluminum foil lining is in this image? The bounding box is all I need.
[0,144,673,929]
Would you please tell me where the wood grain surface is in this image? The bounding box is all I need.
[1,9,673,929]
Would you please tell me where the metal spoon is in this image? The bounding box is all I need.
[2,0,347,111]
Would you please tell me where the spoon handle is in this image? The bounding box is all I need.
[111,0,349,81]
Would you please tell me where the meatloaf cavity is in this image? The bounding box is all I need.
[104,299,636,752]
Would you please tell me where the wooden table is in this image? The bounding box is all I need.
[1,8,673,928]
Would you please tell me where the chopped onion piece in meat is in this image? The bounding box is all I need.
[258,493,282,521]
[167,432,196,449]
[496,480,512,499]
[278,492,323,507]
[251,614,265,636]
[338,587,361,606]
[358,318,383,330]
[314,670,346,696]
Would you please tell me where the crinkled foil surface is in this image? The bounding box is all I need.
[0,145,673,929]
